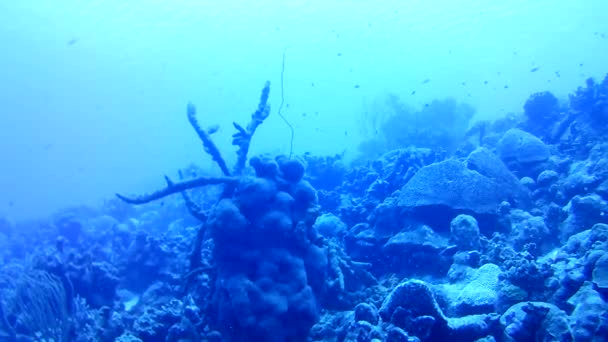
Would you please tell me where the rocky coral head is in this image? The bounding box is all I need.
[276,155,306,183]
[250,155,279,179]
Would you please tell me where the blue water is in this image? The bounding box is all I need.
[0,1,605,219]
[0,1,607,341]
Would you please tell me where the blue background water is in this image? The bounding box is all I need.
[0,0,606,220]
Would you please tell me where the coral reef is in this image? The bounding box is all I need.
[3,73,608,341]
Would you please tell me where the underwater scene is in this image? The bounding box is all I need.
[1,1,608,341]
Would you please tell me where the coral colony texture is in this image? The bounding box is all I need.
[2,74,608,342]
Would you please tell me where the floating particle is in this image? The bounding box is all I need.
[530,67,539,72]
[311,82,315,87]
[504,85,509,89]
[315,111,319,116]
[8,201,14,207]
[555,71,561,78]
[579,63,584,67]
[484,80,488,85]
[461,81,466,86]
[421,79,430,84]
[424,103,429,107]
[337,52,342,56]
[302,113,307,117]
[354,84,360,89]
[67,38,78,45]
[411,90,416,95]
[344,131,348,136]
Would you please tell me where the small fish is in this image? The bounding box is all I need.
[311,82,315,87]
[337,52,342,56]
[302,113,307,117]
[484,80,488,85]
[8,201,14,207]
[555,71,561,78]
[411,90,416,95]
[67,38,78,45]
[504,85,509,89]
[579,63,584,67]
[530,67,540,72]
[461,81,466,86]
[354,84,360,89]
[344,131,348,136]
[421,79,430,84]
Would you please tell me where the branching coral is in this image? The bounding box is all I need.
[116,176,238,205]
[116,81,271,205]
[116,82,337,340]
[116,82,273,297]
